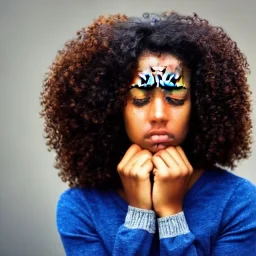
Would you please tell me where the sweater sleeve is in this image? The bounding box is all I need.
[56,191,155,256]
[157,212,197,255]
[157,179,256,256]
[112,206,155,255]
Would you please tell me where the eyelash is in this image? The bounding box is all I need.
[132,97,185,107]
[165,97,185,106]
[132,98,150,107]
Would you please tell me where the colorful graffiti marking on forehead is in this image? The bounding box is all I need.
[130,66,187,91]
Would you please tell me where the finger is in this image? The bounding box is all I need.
[156,149,180,169]
[175,146,193,172]
[164,147,189,170]
[123,150,152,175]
[152,156,175,181]
[152,155,167,171]
[132,151,152,169]
[139,158,154,178]
[117,144,141,171]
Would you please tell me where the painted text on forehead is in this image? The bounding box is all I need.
[130,66,187,91]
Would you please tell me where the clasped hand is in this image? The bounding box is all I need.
[117,144,193,217]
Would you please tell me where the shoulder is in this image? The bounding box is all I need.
[195,168,256,215]
[57,187,115,215]
[57,187,93,207]
[210,169,256,228]
[204,167,256,194]
[57,187,124,209]
[56,188,125,222]
[202,168,256,235]
[57,188,93,215]
[56,188,95,232]
[224,171,256,211]
[56,188,113,234]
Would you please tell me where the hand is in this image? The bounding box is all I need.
[151,146,193,217]
[117,144,153,210]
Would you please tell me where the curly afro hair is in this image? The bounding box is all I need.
[40,12,252,189]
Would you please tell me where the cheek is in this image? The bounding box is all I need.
[124,105,146,124]
[170,104,191,133]
[123,106,137,133]
[123,106,147,139]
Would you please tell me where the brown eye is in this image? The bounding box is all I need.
[132,97,150,107]
[165,97,185,106]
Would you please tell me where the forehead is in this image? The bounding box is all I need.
[137,53,182,72]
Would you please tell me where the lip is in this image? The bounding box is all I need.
[148,129,172,136]
[146,129,174,144]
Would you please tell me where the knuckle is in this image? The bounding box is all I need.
[177,166,188,175]
[187,168,193,175]
[172,171,181,179]
[162,150,169,157]
[130,169,139,179]
[117,163,122,172]
[160,149,166,155]
[179,171,187,178]
[168,167,183,178]
[180,167,192,178]
[141,149,152,157]
[158,170,169,180]
[176,146,182,151]
[122,165,131,175]
[152,155,159,161]
[167,147,175,153]
[131,144,141,152]
[157,150,165,157]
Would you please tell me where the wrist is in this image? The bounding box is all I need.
[117,189,152,210]
[127,196,152,210]
[155,206,183,217]
[129,203,152,210]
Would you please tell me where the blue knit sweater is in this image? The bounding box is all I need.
[57,168,256,255]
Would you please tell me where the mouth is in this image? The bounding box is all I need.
[149,134,171,143]
[146,130,174,143]
[144,130,175,152]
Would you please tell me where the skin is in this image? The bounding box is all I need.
[117,52,203,217]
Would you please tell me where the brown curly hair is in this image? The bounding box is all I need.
[40,12,252,189]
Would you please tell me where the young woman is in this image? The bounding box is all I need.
[40,12,256,255]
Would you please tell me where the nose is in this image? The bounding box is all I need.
[148,93,168,123]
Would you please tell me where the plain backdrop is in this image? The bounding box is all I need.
[0,0,256,255]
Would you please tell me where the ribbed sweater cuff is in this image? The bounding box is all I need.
[157,211,190,239]
[124,206,156,233]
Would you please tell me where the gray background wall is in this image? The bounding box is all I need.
[0,0,255,255]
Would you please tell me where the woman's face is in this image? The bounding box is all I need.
[123,53,191,153]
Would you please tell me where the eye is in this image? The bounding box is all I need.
[132,97,150,107]
[165,97,185,106]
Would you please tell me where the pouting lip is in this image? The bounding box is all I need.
[145,130,175,144]
[146,129,174,138]
[147,137,173,144]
